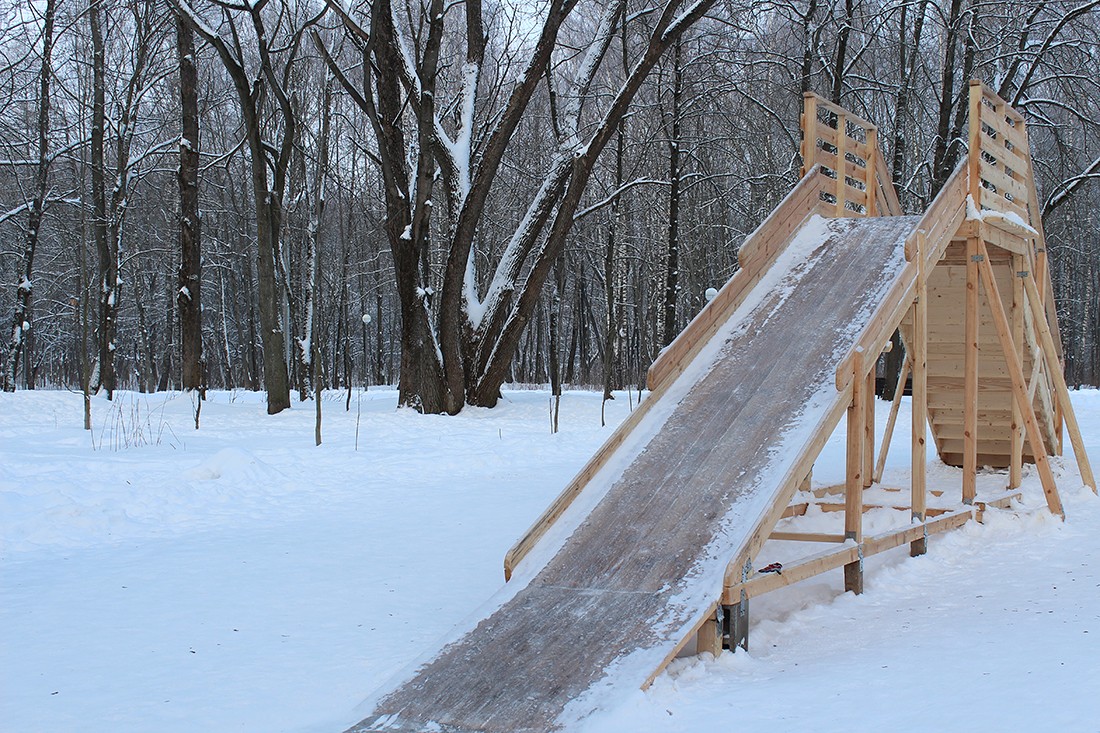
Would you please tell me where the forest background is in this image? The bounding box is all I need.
[1,0,1097,416]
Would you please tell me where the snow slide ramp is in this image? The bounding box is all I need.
[348,213,919,733]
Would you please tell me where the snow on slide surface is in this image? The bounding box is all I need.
[352,215,920,733]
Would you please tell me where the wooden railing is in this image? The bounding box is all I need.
[968,80,1031,224]
[801,93,902,217]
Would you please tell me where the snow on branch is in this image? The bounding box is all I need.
[574,178,669,221]
[1043,155,1100,217]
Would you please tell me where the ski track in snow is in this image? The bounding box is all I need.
[1,387,1098,732]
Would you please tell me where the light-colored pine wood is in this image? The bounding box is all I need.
[723,509,973,605]
[864,369,875,488]
[975,240,1064,517]
[769,531,848,543]
[845,352,864,593]
[1021,269,1097,492]
[836,112,849,215]
[801,93,817,175]
[963,234,980,504]
[866,127,878,216]
[1010,253,1024,488]
[695,606,722,657]
[912,231,929,555]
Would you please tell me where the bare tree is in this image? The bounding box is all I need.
[3,0,56,391]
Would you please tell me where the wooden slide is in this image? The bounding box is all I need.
[347,85,1094,733]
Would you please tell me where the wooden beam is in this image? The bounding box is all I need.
[1010,252,1024,489]
[723,509,974,605]
[864,369,875,488]
[695,605,722,658]
[836,111,848,215]
[770,531,848,543]
[817,502,953,516]
[975,240,1064,517]
[963,234,980,505]
[1020,269,1097,493]
[866,126,878,216]
[912,230,929,556]
[801,93,818,176]
[845,352,864,593]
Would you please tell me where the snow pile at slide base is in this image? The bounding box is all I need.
[2,387,1098,732]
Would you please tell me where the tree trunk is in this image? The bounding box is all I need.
[3,0,55,392]
[90,0,116,397]
[177,13,202,392]
[662,36,684,348]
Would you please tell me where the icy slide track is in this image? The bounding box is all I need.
[349,215,920,733]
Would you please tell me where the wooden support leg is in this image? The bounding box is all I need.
[1010,253,1024,489]
[976,240,1064,517]
[911,231,928,557]
[845,353,865,594]
[696,606,723,657]
[864,369,875,489]
[963,236,980,505]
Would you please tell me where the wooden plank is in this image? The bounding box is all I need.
[769,531,848,543]
[912,231,929,555]
[801,93,818,175]
[982,129,1030,179]
[864,369,875,489]
[982,221,1030,256]
[969,82,984,204]
[813,120,874,164]
[976,240,1064,516]
[963,234,980,504]
[976,151,1028,203]
[812,146,872,187]
[818,502,953,516]
[1010,252,1024,489]
[941,452,1016,468]
[928,391,1018,411]
[862,509,973,555]
[723,544,860,604]
[695,606,722,657]
[980,185,1030,223]
[835,113,848,215]
[866,127,879,216]
[724,508,974,605]
[845,352,864,593]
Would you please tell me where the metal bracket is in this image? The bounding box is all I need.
[1017,271,1029,278]
[971,254,986,262]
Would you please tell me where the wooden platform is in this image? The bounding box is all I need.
[348,216,919,733]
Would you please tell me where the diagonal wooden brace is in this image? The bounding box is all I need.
[1020,268,1097,493]
[975,239,1064,518]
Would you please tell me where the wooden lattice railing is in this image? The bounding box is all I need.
[800,93,902,217]
[968,80,1032,224]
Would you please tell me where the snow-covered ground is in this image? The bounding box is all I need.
[2,386,1097,732]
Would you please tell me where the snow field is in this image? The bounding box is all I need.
[1,387,1098,732]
